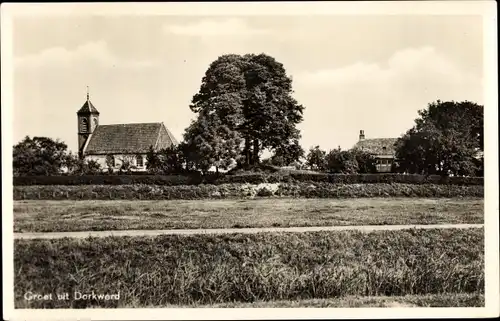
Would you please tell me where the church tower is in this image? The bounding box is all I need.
[77,87,100,159]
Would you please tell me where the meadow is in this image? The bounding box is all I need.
[14,198,483,233]
[14,228,484,308]
[13,172,485,308]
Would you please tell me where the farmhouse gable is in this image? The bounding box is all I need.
[352,130,398,172]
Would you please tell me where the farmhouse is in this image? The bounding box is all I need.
[352,130,397,173]
[77,92,177,171]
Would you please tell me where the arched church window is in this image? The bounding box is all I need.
[136,154,144,167]
[93,117,99,126]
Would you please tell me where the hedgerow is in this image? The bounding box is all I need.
[13,182,483,200]
[13,173,483,186]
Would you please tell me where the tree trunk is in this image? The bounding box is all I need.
[244,138,251,166]
[253,139,260,165]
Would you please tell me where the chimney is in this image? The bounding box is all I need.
[359,130,365,141]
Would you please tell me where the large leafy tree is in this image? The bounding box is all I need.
[187,53,305,169]
[395,100,483,176]
[13,136,70,176]
[182,109,242,173]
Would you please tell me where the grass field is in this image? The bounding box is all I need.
[14,198,483,233]
[14,228,484,308]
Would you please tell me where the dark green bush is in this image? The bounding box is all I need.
[13,182,483,201]
[13,173,483,186]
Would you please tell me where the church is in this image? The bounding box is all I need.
[77,91,178,172]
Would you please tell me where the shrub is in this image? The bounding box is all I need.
[13,173,483,186]
[255,183,279,197]
[13,182,484,201]
[256,187,273,197]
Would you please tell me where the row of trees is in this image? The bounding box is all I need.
[302,147,379,174]
[293,100,483,177]
[12,137,186,176]
[12,53,484,177]
[176,54,484,176]
[12,99,484,177]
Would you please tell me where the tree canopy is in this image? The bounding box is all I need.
[13,136,70,176]
[394,100,483,176]
[184,53,305,171]
[306,146,327,171]
[13,136,104,176]
[305,146,377,174]
[146,145,187,174]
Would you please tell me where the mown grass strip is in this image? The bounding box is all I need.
[14,198,484,233]
[14,228,484,308]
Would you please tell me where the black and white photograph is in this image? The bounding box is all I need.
[2,1,498,320]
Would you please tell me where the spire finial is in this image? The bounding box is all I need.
[86,86,89,101]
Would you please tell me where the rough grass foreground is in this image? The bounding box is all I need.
[14,182,483,200]
[135,293,485,308]
[15,228,484,308]
[14,198,484,233]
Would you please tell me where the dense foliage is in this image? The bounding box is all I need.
[13,136,71,176]
[14,182,483,201]
[304,146,377,174]
[184,53,305,171]
[13,98,483,179]
[394,100,483,176]
[13,172,483,186]
[13,136,102,176]
[306,146,327,171]
[145,145,186,174]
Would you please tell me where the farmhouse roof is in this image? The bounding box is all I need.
[352,138,398,156]
[84,122,178,155]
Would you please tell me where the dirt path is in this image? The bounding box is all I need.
[14,223,483,240]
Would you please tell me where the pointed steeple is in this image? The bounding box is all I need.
[77,86,99,115]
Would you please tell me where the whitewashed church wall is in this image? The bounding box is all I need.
[84,154,148,172]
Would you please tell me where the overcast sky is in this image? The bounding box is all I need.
[11,13,484,154]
